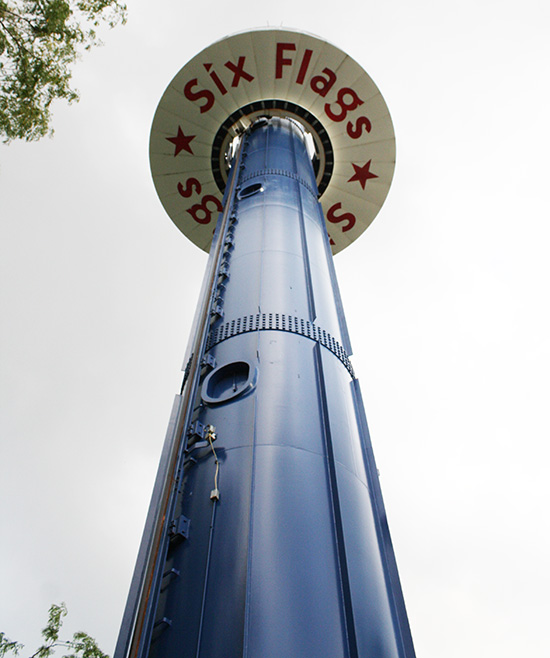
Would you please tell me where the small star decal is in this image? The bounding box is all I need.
[166,127,195,156]
[348,160,378,189]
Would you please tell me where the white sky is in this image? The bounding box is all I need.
[1,1,549,656]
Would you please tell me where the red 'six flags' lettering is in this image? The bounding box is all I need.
[183,78,215,114]
[184,56,254,113]
[186,195,223,225]
[327,203,356,232]
[276,43,295,78]
[325,87,364,122]
[274,42,373,136]
[311,68,336,97]
[224,56,254,87]
[177,177,201,198]
[275,42,314,85]
[204,63,227,95]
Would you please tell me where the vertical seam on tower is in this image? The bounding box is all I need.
[242,378,259,658]
[320,205,353,354]
[291,127,317,322]
[313,343,359,658]
[242,132,261,658]
[194,503,218,658]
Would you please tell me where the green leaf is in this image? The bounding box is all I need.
[1,603,110,658]
[41,603,68,643]
[0,632,23,658]
[0,0,127,141]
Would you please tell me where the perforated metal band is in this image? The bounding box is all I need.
[206,313,355,378]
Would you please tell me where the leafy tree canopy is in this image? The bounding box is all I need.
[0,603,109,658]
[0,0,126,142]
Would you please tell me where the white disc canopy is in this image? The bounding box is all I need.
[150,28,396,255]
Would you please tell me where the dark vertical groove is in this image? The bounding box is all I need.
[321,213,352,354]
[290,127,316,322]
[242,357,259,658]
[313,344,359,658]
[194,503,218,658]
[235,132,259,658]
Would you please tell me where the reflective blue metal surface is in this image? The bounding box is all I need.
[116,117,415,658]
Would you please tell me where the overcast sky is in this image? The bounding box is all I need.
[1,1,549,657]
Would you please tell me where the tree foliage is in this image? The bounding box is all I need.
[0,603,108,658]
[0,0,126,142]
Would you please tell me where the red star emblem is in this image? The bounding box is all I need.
[348,160,378,189]
[166,127,195,156]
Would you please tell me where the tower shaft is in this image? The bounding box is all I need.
[117,117,414,658]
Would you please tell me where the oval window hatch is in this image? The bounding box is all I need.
[238,182,263,199]
[201,360,256,404]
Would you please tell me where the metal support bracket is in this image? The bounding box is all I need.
[186,421,215,453]
[187,420,206,440]
[202,353,216,370]
[169,515,190,542]
[211,304,224,320]
[185,439,210,453]
[153,617,172,629]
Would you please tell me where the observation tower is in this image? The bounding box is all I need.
[115,28,416,658]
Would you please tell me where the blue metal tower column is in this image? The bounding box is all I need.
[116,27,416,658]
[116,116,415,658]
